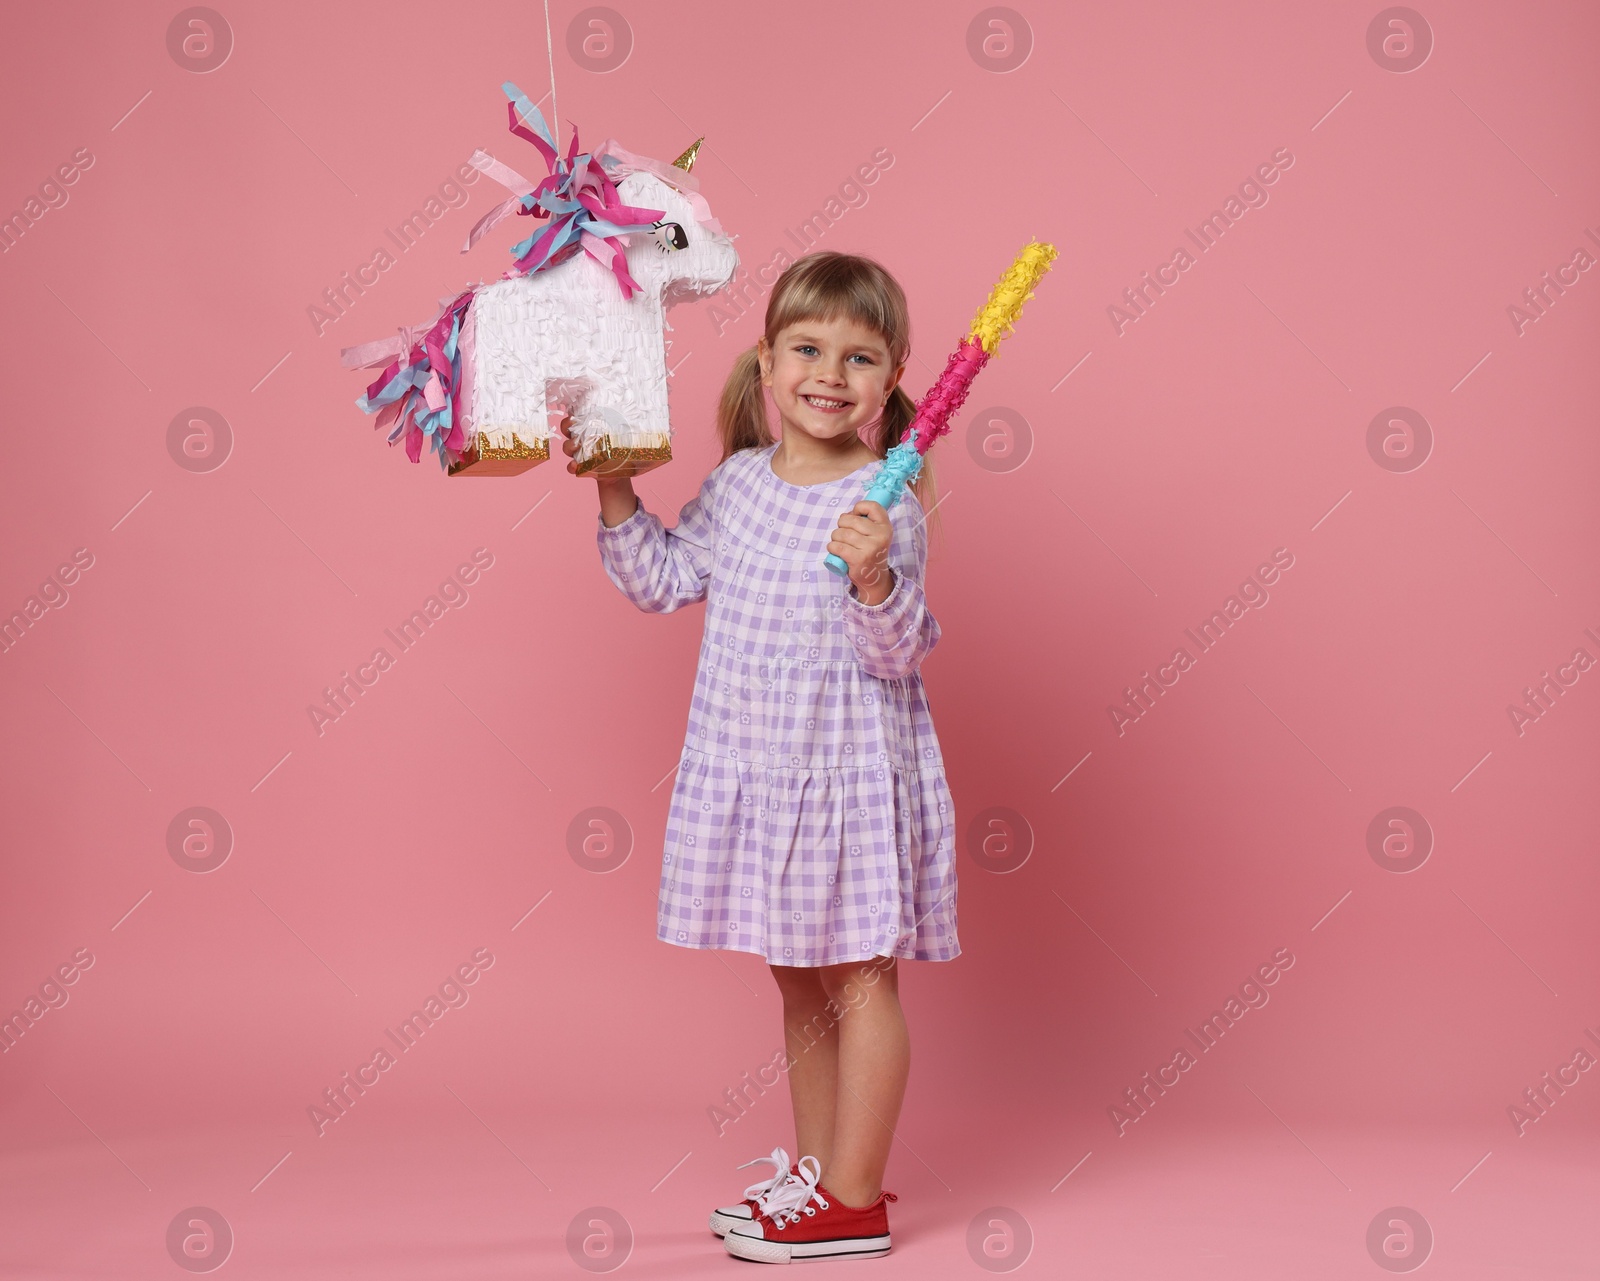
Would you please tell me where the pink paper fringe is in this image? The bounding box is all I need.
[907,337,989,453]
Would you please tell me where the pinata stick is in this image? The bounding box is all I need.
[824,240,1058,578]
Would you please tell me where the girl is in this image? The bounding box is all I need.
[568,252,959,1264]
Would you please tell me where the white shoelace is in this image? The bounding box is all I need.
[737,1147,794,1205]
[761,1156,828,1228]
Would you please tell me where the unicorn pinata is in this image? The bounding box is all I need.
[341,82,739,477]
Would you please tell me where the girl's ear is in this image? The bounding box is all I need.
[886,359,907,400]
[756,336,773,387]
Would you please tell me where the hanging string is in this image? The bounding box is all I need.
[542,0,560,143]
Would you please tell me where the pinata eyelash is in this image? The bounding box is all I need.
[652,221,688,252]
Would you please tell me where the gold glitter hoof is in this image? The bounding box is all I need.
[573,433,672,479]
[447,432,550,477]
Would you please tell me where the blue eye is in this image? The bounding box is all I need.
[791,345,877,363]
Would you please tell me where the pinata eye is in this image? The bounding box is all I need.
[652,221,688,252]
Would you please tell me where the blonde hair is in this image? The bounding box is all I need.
[716,252,942,546]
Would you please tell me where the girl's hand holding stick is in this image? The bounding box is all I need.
[827,502,897,606]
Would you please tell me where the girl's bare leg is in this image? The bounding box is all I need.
[768,962,839,1173]
[815,957,908,1207]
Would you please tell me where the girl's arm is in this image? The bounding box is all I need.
[563,417,717,615]
[596,476,641,530]
[839,504,941,680]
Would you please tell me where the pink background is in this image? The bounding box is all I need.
[2,1,1596,1276]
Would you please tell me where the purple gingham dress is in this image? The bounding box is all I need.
[595,440,960,967]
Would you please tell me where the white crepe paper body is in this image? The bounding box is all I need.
[467,168,737,463]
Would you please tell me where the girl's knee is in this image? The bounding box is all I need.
[769,962,827,1003]
[818,955,898,1003]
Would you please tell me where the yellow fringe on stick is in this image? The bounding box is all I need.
[969,240,1059,354]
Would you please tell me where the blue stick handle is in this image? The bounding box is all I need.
[823,441,924,577]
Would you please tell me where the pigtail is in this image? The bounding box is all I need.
[716,347,773,462]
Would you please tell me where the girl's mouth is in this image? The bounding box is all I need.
[801,394,852,413]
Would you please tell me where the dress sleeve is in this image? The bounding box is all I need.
[840,496,941,680]
[595,468,718,614]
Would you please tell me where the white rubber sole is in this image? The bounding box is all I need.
[724,1228,892,1263]
[710,1207,755,1238]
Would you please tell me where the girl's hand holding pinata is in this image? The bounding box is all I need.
[559,415,641,530]
[557,414,585,476]
[829,500,895,607]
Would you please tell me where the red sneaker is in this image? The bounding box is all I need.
[709,1148,805,1238]
[723,1170,896,1263]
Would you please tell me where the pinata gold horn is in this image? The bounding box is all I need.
[671,138,704,173]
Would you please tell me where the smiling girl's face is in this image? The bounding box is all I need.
[758,314,905,452]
